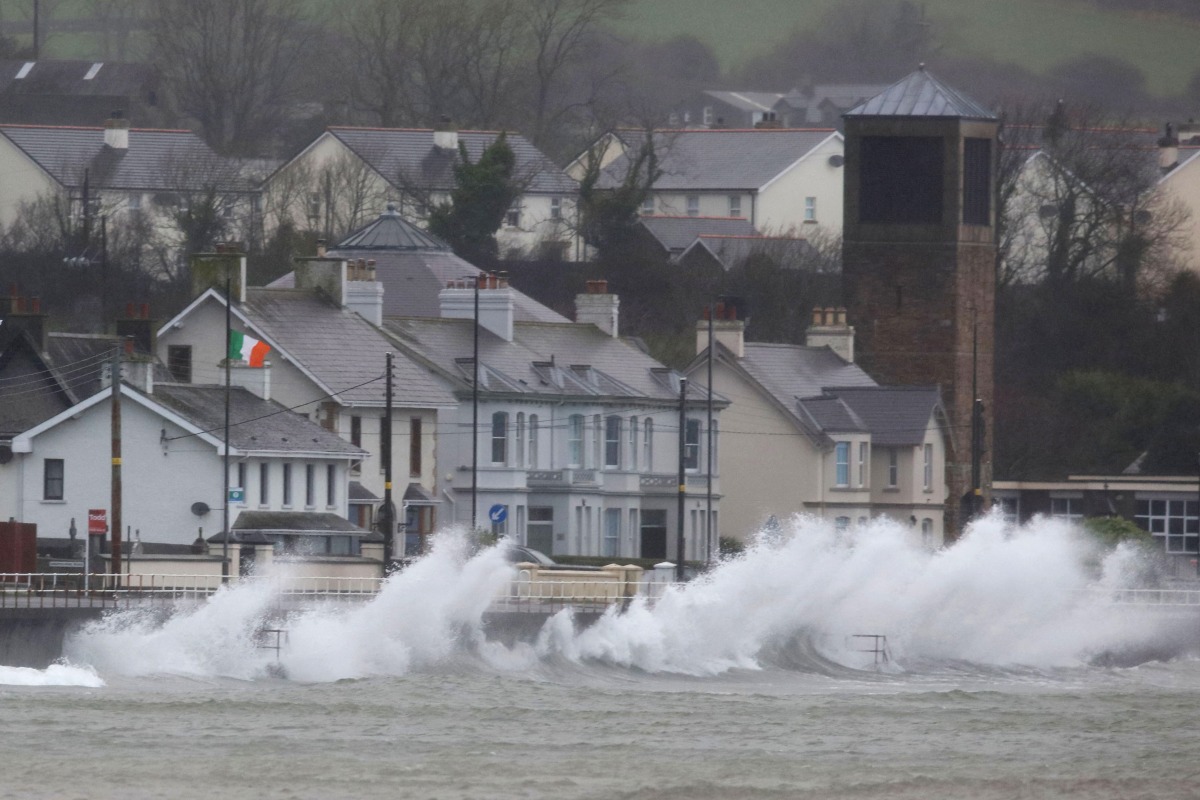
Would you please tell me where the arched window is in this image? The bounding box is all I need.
[491,411,508,465]
[568,414,584,467]
[528,414,539,469]
[605,415,622,468]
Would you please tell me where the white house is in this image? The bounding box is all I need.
[381,280,726,563]
[685,307,950,546]
[588,127,845,237]
[262,125,581,260]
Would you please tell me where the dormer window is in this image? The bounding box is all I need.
[84,63,103,80]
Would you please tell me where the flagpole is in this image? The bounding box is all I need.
[222,274,231,582]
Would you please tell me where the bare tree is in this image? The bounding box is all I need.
[149,0,311,155]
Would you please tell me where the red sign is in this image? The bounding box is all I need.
[87,509,107,535]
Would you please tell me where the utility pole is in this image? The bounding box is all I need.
[221,275,231,581]
[471,273,480,531]
[676,376,688,583]
[32,0,39,61]
[110,340,123,581]
[705,304,715,566]
[382,352,394,566]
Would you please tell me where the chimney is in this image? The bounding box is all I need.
[344,258,385,326]
[1159,122,1180,172]
[115,302,156,354]
[191,244,247,303]
[294,246,347,307]
[574,279,619,337]
[438,273,515,342]
[434,116,458,151]
[695,301,744,358]
[104,110,129,150]
[230,360,271,401]
[805,306,855,363]
[0,289,48,353]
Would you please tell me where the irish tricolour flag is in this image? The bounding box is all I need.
[229,331,270,367]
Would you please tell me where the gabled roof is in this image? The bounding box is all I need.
[795,395,867,434]
[151,384,367,457]
[383,317,719,405]
[702,90,784,112]
[0,332,75,438]
[739,342,876,405]
[0,123,244,191]
[324,127,577,194]
[235,288,456,409]
[776,84,889,110]
[598,128,839,192]
[0,60,155,97]
[826,386,944,447]
[269,208,569,323]
[638,215,758,253]
[681,234,816,271]
[845,67,995,121]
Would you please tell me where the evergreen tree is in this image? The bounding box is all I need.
[428,133,520,265]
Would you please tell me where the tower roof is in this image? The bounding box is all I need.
[846,66,996,121]
[334,203,451,251]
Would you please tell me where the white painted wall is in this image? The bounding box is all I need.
[0,136,59,228]
[756,133,845,236]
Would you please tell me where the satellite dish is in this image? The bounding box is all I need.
[191,501,211,516]
[828,154,845,168]
[0,446,12,464]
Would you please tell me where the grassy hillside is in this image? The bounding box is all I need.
[615,0,1200,96]
[9,0,1200,97]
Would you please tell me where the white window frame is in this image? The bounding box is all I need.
[550,196,562,220]
[804,196,817,222]
[857,441,868,487]
[686,195,700,217]
[568,414,584,467]
[728,195,741,218]
[923,443,933,491]
[834,442,849,487]
[604,415,622,469]
[491,411,509,465]
[887,448,899,487]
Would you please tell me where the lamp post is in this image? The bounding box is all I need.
[460,274,481,531]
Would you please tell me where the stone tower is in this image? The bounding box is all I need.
[841,67,998,539]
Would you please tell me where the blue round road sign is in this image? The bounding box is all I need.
[488,504,508,523]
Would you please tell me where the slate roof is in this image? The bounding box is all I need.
[383,317,717,404]
[0,333,72,438]
[230,511,368,534]
[738,343,876,405]
[236,288,456,409]
[0,123,246,191]
[796,395,867,434]
[777,84,889,110]
[325,127,577,194]
[681,234,817,271]
[0,60,155,97]
[828,386,944,447]
[638,215,758,253]
[599,128,838,191]
[703,90,784,113]
[846,67,996,121]
[151,384,366,457]
[268,209,569,323]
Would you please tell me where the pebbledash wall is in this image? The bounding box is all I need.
[5,386,353,547]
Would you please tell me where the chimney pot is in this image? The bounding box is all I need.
[15,296,25,313]
[813,307,824,326]
[30,297,40,313]
[316,239,327,257]
[141,303,150,319]
[125,302,135,318]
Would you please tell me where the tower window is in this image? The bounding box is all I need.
[963,138,992,225]
[859,136,943,224]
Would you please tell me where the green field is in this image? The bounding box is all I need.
[11,0,1200,97]
[615,0,1200,96]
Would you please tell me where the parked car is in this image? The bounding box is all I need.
[504,545,601,570]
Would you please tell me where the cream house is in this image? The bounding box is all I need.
[263,125,580,260]
[685,308,950,545]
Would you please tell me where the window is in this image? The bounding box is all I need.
[1136,498,1199,554]
[505,202,521,228]
[592,414,602,469]
[259,462,270,505]
[835,442,850,487]
[127,193,142,211]
[43,459,64,500]
[604,508,621,558]
[282,463,293,507]
[237,463,247,502]
[684,418,701,472]
[996,494,1019,525]
[835,516,851,531]
[858,442,868,487]
[804,196,817,222]
[528,415,539,469]
[859,135,943,224]
[410,417,422,477]
[568,414,584,467]
[963,137,992,225]
[728,195,741,218]
[641,195,655,215]
[887,449,899,487]
[166,345,192,383]
[326,464,336,507]
[629,417,639,471]
[350,416,362,447]
[307,192,321,221]
[703,105,714,126]
[605,415,622,468]
[550,196,562,220]
[923,443,934,491]
[643,418,653,471]
[516,413,526,467]
[686,195,700,217]
[305,464,315,507]
[1050,496,1083,521]
[921,518,934,549]
[491,412,508,464]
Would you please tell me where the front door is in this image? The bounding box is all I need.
[640,510,667,559]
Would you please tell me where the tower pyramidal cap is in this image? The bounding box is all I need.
[841,66,998,539]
